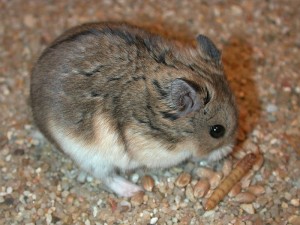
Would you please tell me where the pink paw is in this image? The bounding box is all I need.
[106,176,143,197]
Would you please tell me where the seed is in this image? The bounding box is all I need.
[195,167,215,178]
[195,167,222,189]
[205,189,214,199]
[228,183,242,197]
[247,185,265,196]
[193,179,210,198]
[130,191,144,206]
[234,192,256,203]
[241,170,254,188]
[141,175,155,192]
[175,172,191,188]
[209,173,222,189]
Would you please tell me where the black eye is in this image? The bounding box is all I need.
[210,125,225,139]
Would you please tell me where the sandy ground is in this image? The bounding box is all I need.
[0,0,300,224]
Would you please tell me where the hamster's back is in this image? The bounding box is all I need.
[31,23,155,141]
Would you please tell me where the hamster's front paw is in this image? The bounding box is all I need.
[105,175,143,197]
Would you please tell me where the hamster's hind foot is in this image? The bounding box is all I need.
[105,175,143,197]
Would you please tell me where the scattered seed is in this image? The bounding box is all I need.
[193,179,210,198]
[195,167,215,178]
[234,192,256,203]
[241,171,254,188]
[131,191,144,206]
[247,185,265,196]
[175,172,191,188]
[195,167,222,189]
[141,175,155,192]
[228,183,242,197]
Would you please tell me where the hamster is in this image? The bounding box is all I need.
[30,22,238,197]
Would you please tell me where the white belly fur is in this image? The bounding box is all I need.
[48,115,140,180]
[48,113,193,179]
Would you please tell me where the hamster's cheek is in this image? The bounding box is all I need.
[204,144,234,162]
[125,129,194,168]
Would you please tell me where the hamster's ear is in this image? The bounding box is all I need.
[197,35,221,62]
[171,78,209,117]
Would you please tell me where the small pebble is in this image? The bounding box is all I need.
[92,206,98,217]
[4,197,14,205]
[284,192,292,200]
[240,204,255,214]
[185,184,196,202]
[6,187,13,194]
[281,202,288,208]
[5,155,11,162]
[86,175,93,182]
[13,148,25,155]
[266,103,278,113]
[150,217,158,224]
[290,198,300,207]
[131,173,139,183]
[203,210,215,217]
[24,14,37,28]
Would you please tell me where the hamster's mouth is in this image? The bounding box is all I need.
[205,144,234,162]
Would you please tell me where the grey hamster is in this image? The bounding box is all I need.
[30,22,238,197]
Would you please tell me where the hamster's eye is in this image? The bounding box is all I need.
[210,125,225,139]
